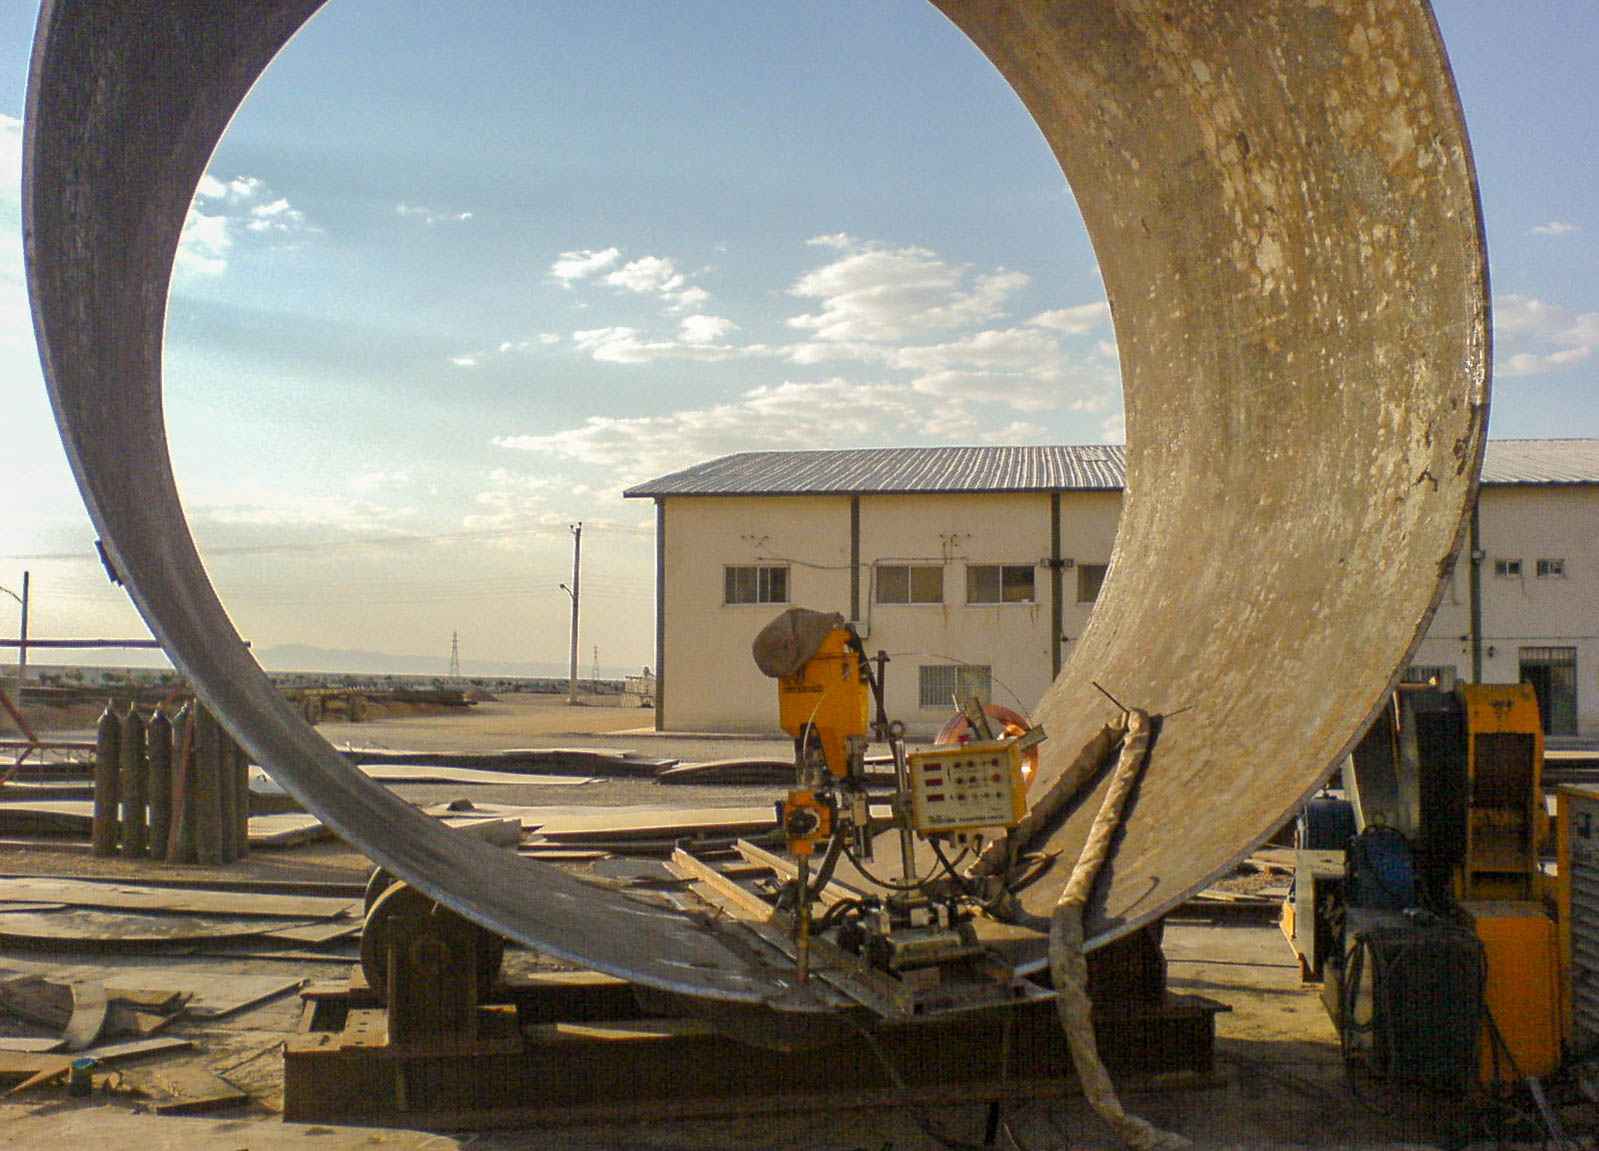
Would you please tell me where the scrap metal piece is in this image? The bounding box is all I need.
[25,0,1486,993]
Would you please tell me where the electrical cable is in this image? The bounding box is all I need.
[841,1012,1016,1151]
[842,839,948,894]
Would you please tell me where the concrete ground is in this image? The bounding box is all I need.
[0,694,1581,1148]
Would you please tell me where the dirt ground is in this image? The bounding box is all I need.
[0,697,1581,1149]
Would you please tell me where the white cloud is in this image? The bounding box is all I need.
[551,247,621,282]
[1029,301,1111,334]
[396,202,473,225]
[571,325,744,364]
[787,236,1029,342]
[679,314,739,345]
[605,255,685,295]
[176,211,233,277]
[983,421,1049,443]
[1494,293,1596,378]
[177,171,315,277]
[1531,221,1580,236]
[191,483,411,530]
[1501,346,1592,377]
[463,469,643,541]
[553,248,708,309]
[493,378,987,482]
[451,354,479,367]
[347,471,412,493]
[893,327,1069,373]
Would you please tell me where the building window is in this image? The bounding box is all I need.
[919,663,992,709]
[1536,558,1565,578]
[724,564,788,605]
[1077,562,1109,603]
[877,564,943,604]
[967,564,1035,604]
[1494,559,1522,578]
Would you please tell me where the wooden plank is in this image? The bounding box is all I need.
[667,849,774,923]
[26,968,300,1019]
[1,1036,193,1092]
[260,919,361,945]
[0,974,71,1028]
[0,876,358,919]
[735,838,868,907]
[149,1063,248,1114]
[356,763,594,787]
[0,908,324,946]
[0,1038,63,1053]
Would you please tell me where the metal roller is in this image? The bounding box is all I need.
[23,0,1486,1002]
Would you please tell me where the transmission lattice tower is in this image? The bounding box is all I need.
[448,631,461,681]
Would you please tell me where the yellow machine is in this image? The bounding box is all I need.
[1458,684,1546,902]
[753,607,1042,997]
[1291,682,1561,1088]
[775,624,869,782]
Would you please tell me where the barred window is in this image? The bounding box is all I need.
[967,564,1035,604]
[877,564,943,604]
[919,663,992,710]
[1536,558,1565,578]
[724,564,788,605]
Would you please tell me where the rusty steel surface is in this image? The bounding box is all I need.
[931,0,1489,937]
[25,0,1486,994]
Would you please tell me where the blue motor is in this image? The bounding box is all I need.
[1345,825,1420,911]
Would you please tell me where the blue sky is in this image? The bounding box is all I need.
[0,1,1594,676]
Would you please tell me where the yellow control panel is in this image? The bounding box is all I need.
[907,739,1028,834]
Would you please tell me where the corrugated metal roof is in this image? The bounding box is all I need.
[1479,439,1599,484]
[625,439,1597,498]
[625,445,1126,497]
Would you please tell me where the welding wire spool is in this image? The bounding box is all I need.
[90,701,120,857]
[117,703,148,858]
[1050,709,1189,1150]
[146,707,173,861]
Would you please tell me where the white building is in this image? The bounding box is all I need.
[626,440,1599,741]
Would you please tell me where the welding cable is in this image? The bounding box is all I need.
[1047,708,1191,1151]
[812,896,864,932]
[841,1013,1010,1151]
[806,822,847,900]
[842,840,950,895]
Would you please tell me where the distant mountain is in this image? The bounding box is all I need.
[255,643,635,680]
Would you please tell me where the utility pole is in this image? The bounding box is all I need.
[560,522,582,705]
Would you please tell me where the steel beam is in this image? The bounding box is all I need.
[24,0,1486,990]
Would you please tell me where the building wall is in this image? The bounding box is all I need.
[657,489,1120,736]
[658,483,1597,739]
[1411,484,1599,738]
[858,492,1052,727]
[659,494,851,732]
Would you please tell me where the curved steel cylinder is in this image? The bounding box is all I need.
[24,0,1486,998]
